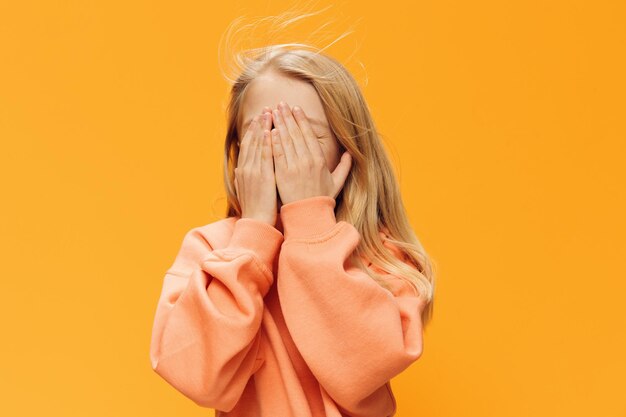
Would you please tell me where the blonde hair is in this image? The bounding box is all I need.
[216,7,437,327]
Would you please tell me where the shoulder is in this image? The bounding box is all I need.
[356,226,421,298]
[372,226,412,266]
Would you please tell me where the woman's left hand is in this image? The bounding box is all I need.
[270,101,352,205]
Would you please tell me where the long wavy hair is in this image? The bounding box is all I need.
[217,10,437,327]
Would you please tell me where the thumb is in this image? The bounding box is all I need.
[331,151,352,197]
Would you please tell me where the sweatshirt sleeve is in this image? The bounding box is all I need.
[149,218,283,412]
[276,196,428,416]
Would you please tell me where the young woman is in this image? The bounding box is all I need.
[149,44,436,417]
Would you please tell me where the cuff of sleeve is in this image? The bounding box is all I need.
[227,218,284,273]
[279,195,338,240]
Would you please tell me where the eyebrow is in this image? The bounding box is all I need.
[241,116,328,133]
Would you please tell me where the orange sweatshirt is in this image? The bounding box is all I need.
[149,195,427,417]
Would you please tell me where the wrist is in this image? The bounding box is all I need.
[241,213,277,228]
[227,217,284,272]
[279,196,338,240]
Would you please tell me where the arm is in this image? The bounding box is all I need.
[277,196,427,416]
[149,218,283,411]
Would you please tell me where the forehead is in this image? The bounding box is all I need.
[239,71,328,133]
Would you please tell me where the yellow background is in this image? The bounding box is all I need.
[1,0,625,416]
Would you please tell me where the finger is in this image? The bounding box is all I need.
[260,129,273,174]
[331,151,353,198]
[238,116,260,168]
[260,108,273,173]
[292,105,325,162]
[278,101,309,158]
[250,116,264,170]
[261,108,272,132]
[271,128,288,172]
[252,106,272,167]
[272,107,296,169]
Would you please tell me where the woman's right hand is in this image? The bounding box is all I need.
[234,108,278,226]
